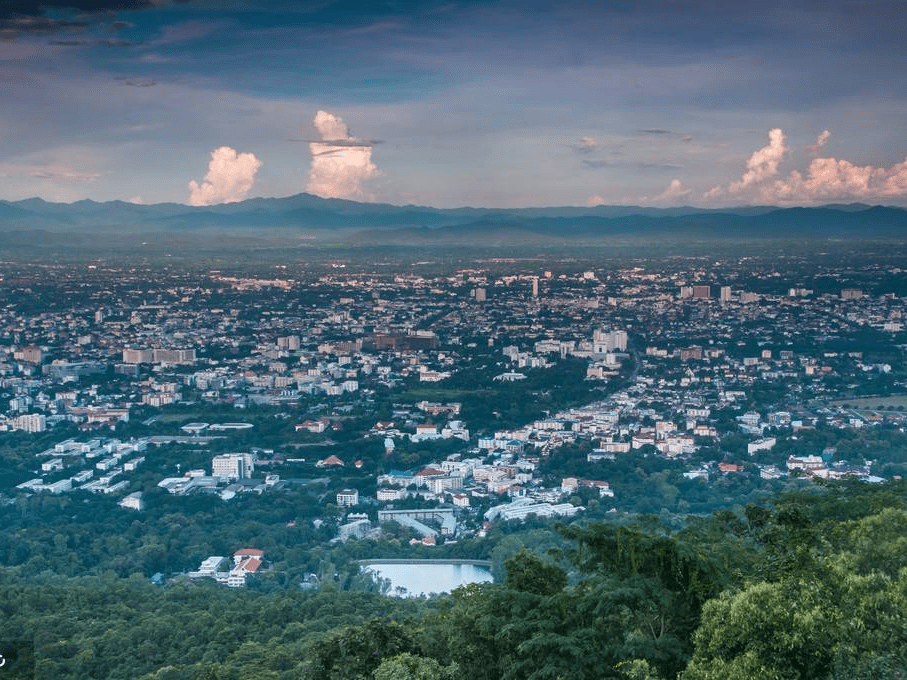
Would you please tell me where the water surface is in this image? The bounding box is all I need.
[363,561,493,597]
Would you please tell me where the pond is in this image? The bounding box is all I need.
[362,560,493,597]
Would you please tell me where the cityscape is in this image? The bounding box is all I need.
[2,245,907,677]
[3,0,907,678]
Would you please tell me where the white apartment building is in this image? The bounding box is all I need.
[14,413,46,433]
[336,488,360,507]
[211,452,256,481]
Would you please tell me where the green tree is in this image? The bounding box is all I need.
[303,619,419,680]
[373,653,458,680]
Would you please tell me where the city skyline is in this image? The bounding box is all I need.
[2,0,906,208]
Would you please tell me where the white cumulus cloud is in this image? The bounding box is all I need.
[707,128,907,204]
[586,193,606,206]
[811,129,831,154]
[656,178,690,202]
[728,127,787,193]
[188,146,261,206]
[306,110,378,200]
[768,155,907,202]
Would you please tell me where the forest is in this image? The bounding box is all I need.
[0,479,905,679]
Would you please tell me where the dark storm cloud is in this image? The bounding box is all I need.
[0,1,162,38]
[120,77,157,86]
[97,37,142,46]
[582,159,613,168]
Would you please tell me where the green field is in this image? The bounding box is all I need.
[829,395,907,411]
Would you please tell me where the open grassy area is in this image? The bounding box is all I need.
[829,395,907,411]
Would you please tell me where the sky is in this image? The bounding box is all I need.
[1,0,906,208]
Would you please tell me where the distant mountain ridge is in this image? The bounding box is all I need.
[0,194,905,242]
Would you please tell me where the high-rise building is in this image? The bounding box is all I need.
[593,329,628,352]
[531,278,539,297]
[692,285,711,299]
[720,286,732,302]
[152,348,196,364]
[212,453,256,480]
[277,335,300,350]
[14,413,46,433]
[122,348,154,364]
[14,346,43,363]
[474,287,486,302]
[123,348,196,364]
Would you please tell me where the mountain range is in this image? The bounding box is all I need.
[1,194,906,245]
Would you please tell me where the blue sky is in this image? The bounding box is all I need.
[2,0,906,207]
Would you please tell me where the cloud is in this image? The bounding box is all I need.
[768,155,907,203]
[0,1,155,38]
[656,178,690,202]
[809,129,831,155]
[708,128,907,204]
[570,136,601,154]
[121,78,157,87]
[30,166,102,182]
[581,159,613,168]
[97,38,142,46]
[582,159,681,170]
[188,146,261,206]
[306,110,378,200]
[728,128,787,193]
[586,194,606,206]
[635,178,690,206]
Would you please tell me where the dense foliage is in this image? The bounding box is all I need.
[0,480,905,679]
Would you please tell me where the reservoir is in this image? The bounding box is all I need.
[362,560,493,597]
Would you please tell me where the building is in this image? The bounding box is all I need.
[119,492,144,511]
[227,549,265,587]
[211,453,255,480]
[14,413,46,433]
[338,518,371,540]
[122,348,154,364]
[16,346,43,364]
[592,329,628,353]
[316,454,344,467]
[122,348,196,364]
[747,437,777,455]
[680,346,703,361]
[336,488,359,507]
[191,556,226,579]
[484,498,582,522]
[41,458,64,472]
[153,348,196,364]
[787,455,826,472]
[277,335,300,350]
